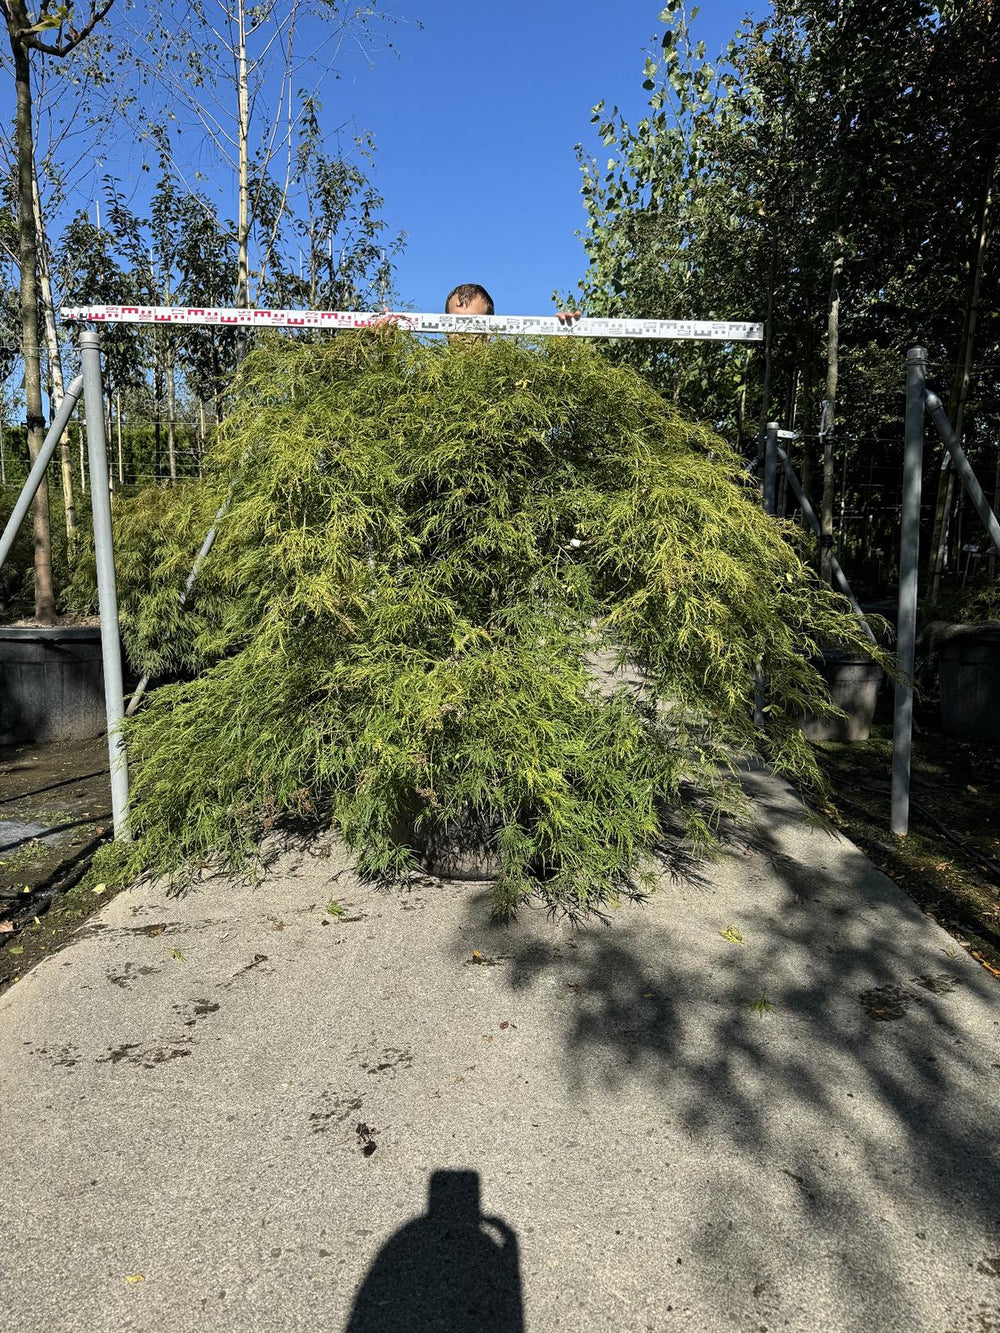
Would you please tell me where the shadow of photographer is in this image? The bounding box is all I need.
[344,1169,524,1332]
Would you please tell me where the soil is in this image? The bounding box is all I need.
[8,615,101,628]
[814,702,1000,981]
[0,735,113,995]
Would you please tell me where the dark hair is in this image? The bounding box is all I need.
[444,283,494,315]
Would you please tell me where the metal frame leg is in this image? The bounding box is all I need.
[924,390,1000,558]
[80,331,131,842]
[891,347,926,836]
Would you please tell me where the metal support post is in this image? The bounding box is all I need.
[776,447,877,643]
[892,347,926,837]
[763,422,779,516]
[80,331,131,842]
[0,375,84,573]
[924,390,1000,559]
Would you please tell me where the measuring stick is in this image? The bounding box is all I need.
[61,305,762,342]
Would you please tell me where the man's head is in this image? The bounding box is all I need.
[444,283,494,317]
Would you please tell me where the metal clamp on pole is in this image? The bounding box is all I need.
[80,331,132,842]
[892,346,927,837]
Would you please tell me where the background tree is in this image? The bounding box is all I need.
[127,0,398,319]
[1,0,114,619]
[575,0,1000,598]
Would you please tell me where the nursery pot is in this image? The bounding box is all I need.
[418,807,501,882]
[938,624,1000,744]
[0,626,108,744]
[800,650,883,743]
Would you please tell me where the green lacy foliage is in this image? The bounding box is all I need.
[105,332,880,916]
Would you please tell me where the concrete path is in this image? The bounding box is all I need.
[1,767,998,1332]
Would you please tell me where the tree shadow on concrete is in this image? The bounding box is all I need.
[344,1169,524,1333]
[457,765,1000,1329]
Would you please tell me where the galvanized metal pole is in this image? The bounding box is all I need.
[763,421,779,516]
[891,347,926,837]
[923,390,1000,559]
[80,331,131,842]
[0,375,84,573]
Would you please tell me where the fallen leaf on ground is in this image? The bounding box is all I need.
[91,883,107,894]
[124,1274,145,1283]
[0,921,14,933]
[972,950,1000,979]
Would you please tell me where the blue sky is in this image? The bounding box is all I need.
[13,1,761,316]
[333,1,759,315]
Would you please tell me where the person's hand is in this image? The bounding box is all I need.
[556,310,582,326]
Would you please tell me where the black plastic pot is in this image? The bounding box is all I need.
[0,625,107,743]
[418,807,501,882]
[938,624,1000,744]
[800,651,884,743]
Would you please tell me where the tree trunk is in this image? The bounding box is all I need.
[236,0,250,339]
[163,265,177,482]
[9,33,55,621]
[212,344,224,425]
[800,385,814,533]
[166,347,177,483]
[783,366,797,432]
[820,241,844,585]
[755,236,777,465]
[116,391,124,484]
[736,380,746,445]
[32,156,77,550]
[153,335,164,483]
[930,150,995,602]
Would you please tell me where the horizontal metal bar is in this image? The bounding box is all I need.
[61,305,764,342]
